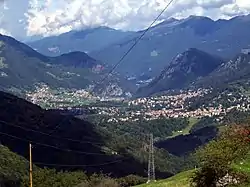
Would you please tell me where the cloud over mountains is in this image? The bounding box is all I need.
[0,0,250,39]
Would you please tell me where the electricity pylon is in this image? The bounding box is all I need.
[147,133,156,183]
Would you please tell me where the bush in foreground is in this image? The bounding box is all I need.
[76,174,119,187]
[191,125,250,187]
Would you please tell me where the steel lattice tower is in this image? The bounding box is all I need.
[147,133,156,183]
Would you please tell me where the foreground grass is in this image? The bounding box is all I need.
[135,170,193,187]
[233,153,250,174]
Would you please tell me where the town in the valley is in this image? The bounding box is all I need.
[26,84,250,123]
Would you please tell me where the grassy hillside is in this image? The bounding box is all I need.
[135,170,193,187]
[233,153,250,175]
[135,155,250,187]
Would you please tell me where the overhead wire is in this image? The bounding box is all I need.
[0,122,132,167]
[0,0,176,168]
[0,119,104,146]
[48,110,78,135]
[48,0,176,134]
[0,131,112,156]
[0,132,128,167]
[95,0,176,86]
[33,158,130,167]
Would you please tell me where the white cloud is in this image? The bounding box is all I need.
[237,0,250,9]
[1,0,250,38]
[0,28,12,36]
[0,1,10,36]
[2,1,8,10]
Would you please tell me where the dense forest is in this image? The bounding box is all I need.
[86,115,196,174]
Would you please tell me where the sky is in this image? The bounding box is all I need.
[0,0,250,40]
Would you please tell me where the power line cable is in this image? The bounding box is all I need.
[48,0,176,134]
[48,110,78,135]
[33,158,129,167]
[94,0,176,86]
[0,129,129,167]
[0,0,177,175]
[0,131,113,156]
[1,0,176,158]
[0,120,134,167]
[0,120,104,146]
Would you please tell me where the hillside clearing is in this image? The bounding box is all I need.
[169,117,199,138]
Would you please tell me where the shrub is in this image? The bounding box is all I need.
[21,168,87,187]
[117,175,146,186]
[191,125,250,187]
[76,174,120,187]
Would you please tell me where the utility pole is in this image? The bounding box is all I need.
[29,143,33,187]
[147,133,156,183]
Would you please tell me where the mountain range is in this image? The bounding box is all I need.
[0,33,133,96]
[195,52,250,88]
[136,48,250,97]
[136,48,224,97]
[2,27,250,99]
[93,14,250,76]
[27,14,250,77]
[2,30,250,98]
[27,26,134,56]
[2,13,250,97]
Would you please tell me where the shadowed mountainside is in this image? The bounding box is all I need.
[0,91,171,178]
